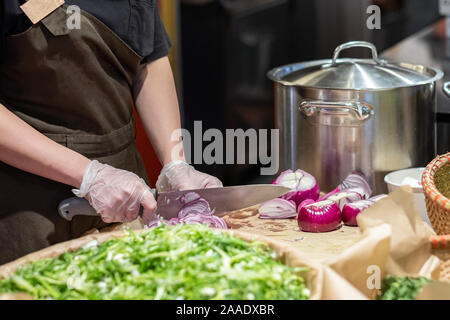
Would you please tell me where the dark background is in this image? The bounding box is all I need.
[179,0,442,185]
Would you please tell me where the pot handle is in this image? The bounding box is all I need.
[299,100,374,126]
[332,41,386,66]
[443,82,450,98]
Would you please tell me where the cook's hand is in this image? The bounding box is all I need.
[72,160,157,224]
[156,160,223,192]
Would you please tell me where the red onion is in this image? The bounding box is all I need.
[178,198,213,218]
[319,172,372,201]
[258,198,297,219]
[272,169,319,205]
[297,200,342,233]
[324,187,366,209]
[180,192,201,204]
[148,192,227,229]
[338,172,372,199]
[297,199,316,213]
[342,194,388,226]
[342,200,373,226]
[178,214,228,229]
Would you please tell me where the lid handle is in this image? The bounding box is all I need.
[332,41,385,65]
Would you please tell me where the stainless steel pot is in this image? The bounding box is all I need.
[268,41,443,193]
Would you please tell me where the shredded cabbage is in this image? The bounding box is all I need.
[0,224,310,300]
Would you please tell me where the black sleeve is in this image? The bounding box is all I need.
[141,3,172,64]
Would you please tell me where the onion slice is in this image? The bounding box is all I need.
[297,200,342,233]
[324,187,366,209]
[258,198,297,219]
[337,172,372,199]
[272,169,320,205]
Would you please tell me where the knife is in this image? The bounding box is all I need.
[57,184,291,221]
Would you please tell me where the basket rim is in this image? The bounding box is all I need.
[422,152,450,211]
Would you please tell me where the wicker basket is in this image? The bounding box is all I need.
[422,153,450,234]
[430,235,450,282]
[423,153,450,282]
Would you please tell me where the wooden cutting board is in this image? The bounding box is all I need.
[222,205,362,263]
[100,205,363,264]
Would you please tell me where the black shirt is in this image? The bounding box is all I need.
[0,0,172,64]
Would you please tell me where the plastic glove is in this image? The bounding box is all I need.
[156,160,223,193]
[72,160,157,224]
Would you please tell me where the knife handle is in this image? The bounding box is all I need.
[58,188,158,221]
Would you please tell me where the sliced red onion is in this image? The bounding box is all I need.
[179,214,228,229]
[178,198,213,218]
[258,198,297,219]
[297,200,342,233]
[180,192,201,205]
[272,169,319,205]
[324,187,366,210]
[318,187,340,201]
[341,194,388,226]
[337,172,372,199]
[148,192,227,229]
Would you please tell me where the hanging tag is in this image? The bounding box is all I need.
[20,0,65,25]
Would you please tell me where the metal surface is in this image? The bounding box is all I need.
[443,81,450,98]
[268,42,442,90]
[58,185,290,221]
[331,41,384,65]
[156,184,291,219]
[268,41,443,193]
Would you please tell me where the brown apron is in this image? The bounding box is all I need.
[0,4,149,264]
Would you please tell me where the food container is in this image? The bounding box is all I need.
[384,167,430,225]
[422,152,450,235]
[268,41,444,194]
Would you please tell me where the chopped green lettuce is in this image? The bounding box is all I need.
[0,224,310,300]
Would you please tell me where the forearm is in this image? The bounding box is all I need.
[0,104,90,188]
[133,56,185,166]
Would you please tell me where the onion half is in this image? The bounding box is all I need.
[297,200,342,233]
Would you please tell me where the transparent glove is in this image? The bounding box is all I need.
[156,160,223,193]
[73,160,157,224]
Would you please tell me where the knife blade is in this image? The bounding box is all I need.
[156,184,291,219]
[58,184,290,221]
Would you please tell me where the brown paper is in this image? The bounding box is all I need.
[223,206,362,262]
[328,186,442,299]
[416,281,450,300]
[20,0,65,24]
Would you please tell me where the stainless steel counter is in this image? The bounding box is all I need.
[381,19,450,153]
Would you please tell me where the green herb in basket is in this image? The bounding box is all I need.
[377,275,430,300]
[434,163,450,199]
[0,224,310,300]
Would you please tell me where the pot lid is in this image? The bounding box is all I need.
[268,41,443,90]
